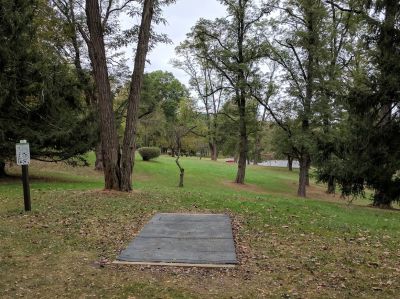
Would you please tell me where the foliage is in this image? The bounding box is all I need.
[216,101,239,157]
[137,105,168,148]
[140,71,189,121]
[216,98,263,161]
[185,0,272,183]
[314,0,400,206]
[138,147,161,161]
[115,71,189,149]
[253,0,358,196]
[0,0,97,168]
[173,41,228,160]
[271,123,295,160]
[169,97,206,154]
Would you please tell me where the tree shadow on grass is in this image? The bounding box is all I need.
[0,173,91,184]
[138,159,162,164]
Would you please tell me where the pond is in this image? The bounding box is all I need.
[258,160,299,169]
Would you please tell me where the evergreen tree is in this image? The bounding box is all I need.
[311,1,358,194]
[322,0,400,207]
[0,0,97,176]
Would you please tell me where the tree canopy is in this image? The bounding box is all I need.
[0,0,97,175]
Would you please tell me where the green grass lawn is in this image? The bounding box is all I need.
[0,154,399,298]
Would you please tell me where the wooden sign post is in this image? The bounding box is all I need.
[16,140,31,211]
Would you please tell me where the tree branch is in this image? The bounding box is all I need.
[102,0,136,29]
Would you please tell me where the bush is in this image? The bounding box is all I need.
[138,147,160,161]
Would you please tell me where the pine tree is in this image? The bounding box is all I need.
[0,0,97,176]
[320,0,400,207]
[364,0,400,207]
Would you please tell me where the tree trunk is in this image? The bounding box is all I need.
[179,169,184,187]
[0,161,6,178]
[326,176,336,194]
[297,156,308,197]
[119,0,155,191]
[68,0,102,174]
[368,1,397,208]
[94,143,103,171]
[305,157,311,186]
[209,142,218,161]
[253,131,261,165]
[373,189,392,209]
[253,157,258,165]
[235,96,247,184]
[175,155,184,187]
[86,0,121,190]
[213,142,218,160]
[253,136,259,166]
[378,0,396,127]
[287,155,293,171]
[254,106,266,166]
[301,4,315,192]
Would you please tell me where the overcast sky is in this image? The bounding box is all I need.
[125,0,226,87]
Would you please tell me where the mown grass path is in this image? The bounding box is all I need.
[1,155,399,298]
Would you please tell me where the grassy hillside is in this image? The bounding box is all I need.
[0,155,399,298]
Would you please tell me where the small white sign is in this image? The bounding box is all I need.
[16,142,30,165]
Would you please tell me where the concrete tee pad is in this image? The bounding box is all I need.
[116,213,237,266]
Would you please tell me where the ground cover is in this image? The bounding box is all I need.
[0,155,399,298]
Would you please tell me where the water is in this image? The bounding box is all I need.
[258,160,299,169]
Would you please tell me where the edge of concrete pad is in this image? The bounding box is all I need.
[112,260,236,268]
[157,213,227,215]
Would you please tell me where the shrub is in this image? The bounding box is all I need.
[138,147,160,161]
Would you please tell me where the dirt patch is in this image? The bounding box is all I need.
[222,179,348,205]
[286,180,354,202]
[304,184,342,202]
[221,180,267,194]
